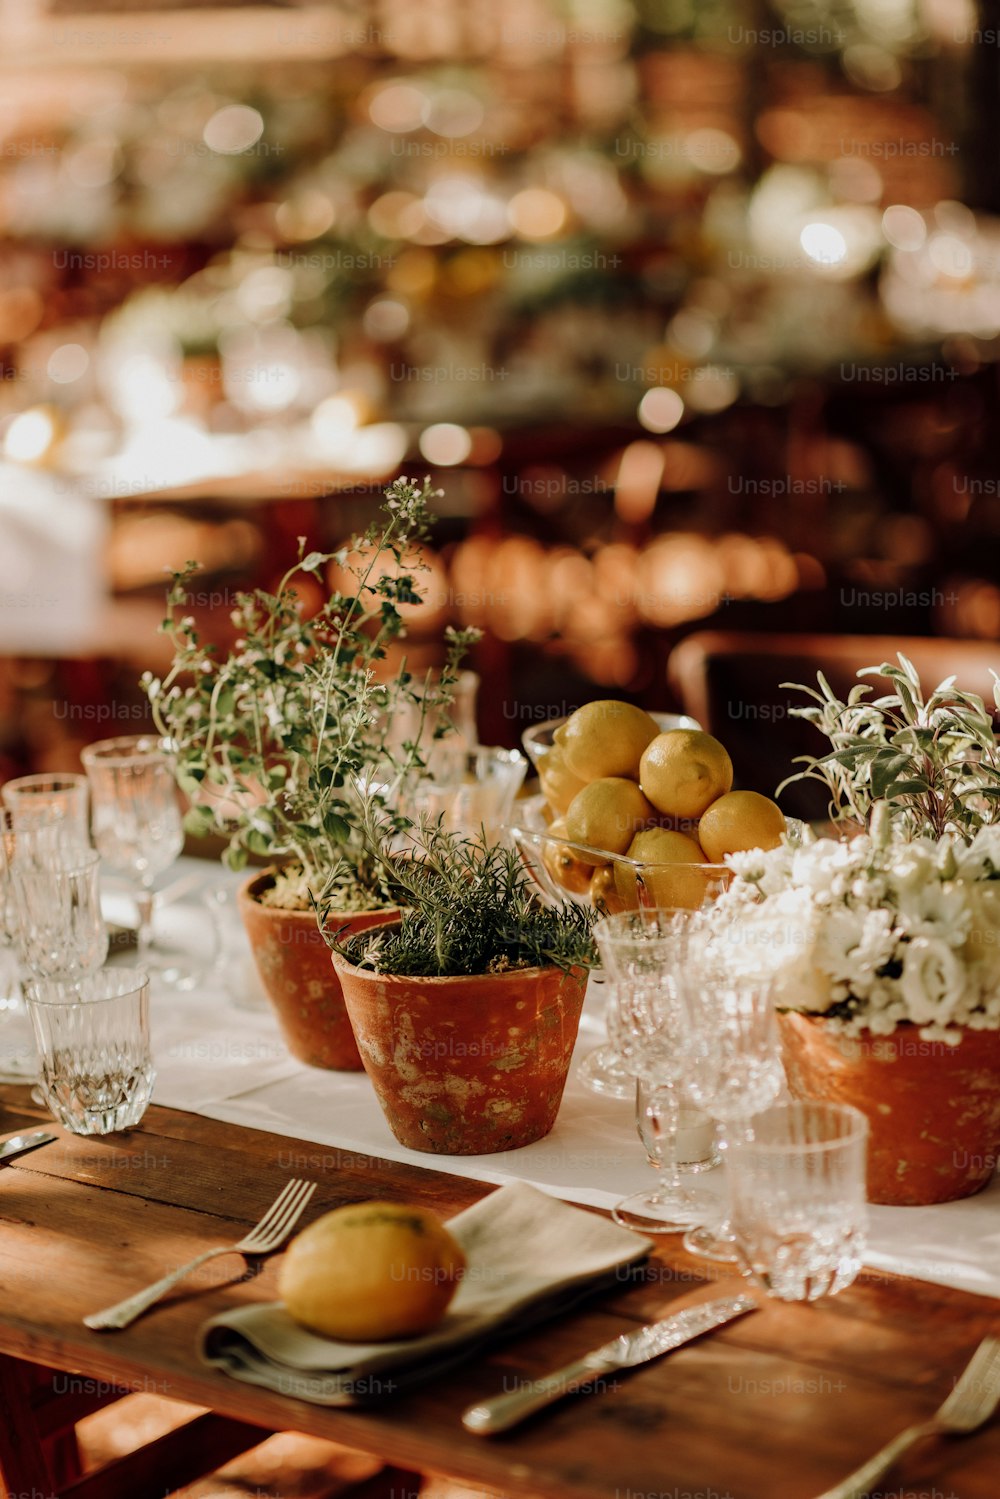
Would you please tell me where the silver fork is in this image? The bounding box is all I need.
[815,1335,1000,1499]
[84,1177,316,1332]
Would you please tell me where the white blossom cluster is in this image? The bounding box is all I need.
[716,826,1000,1042]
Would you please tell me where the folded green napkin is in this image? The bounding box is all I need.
[199,1181,652,1406]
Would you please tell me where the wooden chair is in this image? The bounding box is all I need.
[0,1354,266,1499]
[667,630,1000,820]
[0,1353,421,1499]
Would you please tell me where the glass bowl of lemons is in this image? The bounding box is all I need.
[513,700,786,913]
[509,794,733,912]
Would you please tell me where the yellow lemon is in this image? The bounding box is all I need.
[589,863,626,913]
[614,827,712,911]
[537,744,588,816]
[553,700,660,782]
[541,817,594,895]
[698,790,786,862]
[639,730,734,820]
[279,1201,465,1342]
[564,777,655,865]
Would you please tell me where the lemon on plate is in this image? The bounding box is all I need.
[614,827,712,911]
[639,730,734,820]
[553,700,660,782]
[698,790,785,862]
[279,1201,466,1342]
[563,777,655,864]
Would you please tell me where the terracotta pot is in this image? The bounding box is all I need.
[332,933,589,1154]
[779,1011,1000,1205]
[237,872,392,1072]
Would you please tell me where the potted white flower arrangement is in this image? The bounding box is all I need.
[717,655,1000,1205]
[142,476,475,1071]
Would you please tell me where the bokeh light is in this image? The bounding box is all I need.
[638,387,684,433]
[203,105,265,155]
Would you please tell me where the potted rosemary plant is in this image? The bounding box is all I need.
[142,476,475,1070]
[719,654,1000,1203]
[323,807,598,1155]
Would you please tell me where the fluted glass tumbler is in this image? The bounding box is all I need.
[25,968,154,1135]
[727,1102,869,1301]
[10,847,107,982]
[2,773,90,846]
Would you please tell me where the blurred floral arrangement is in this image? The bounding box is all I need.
[718,656,1000,1039]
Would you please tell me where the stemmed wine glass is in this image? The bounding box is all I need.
[81,735,184,971]
[673,911,791,1261]
[594,906,714,1233]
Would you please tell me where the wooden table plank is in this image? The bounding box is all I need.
[2,1085,1000,1499]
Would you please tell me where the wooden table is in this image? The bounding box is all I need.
[2,1083,999,1499]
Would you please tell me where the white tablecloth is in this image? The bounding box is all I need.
[138,864,1000,1302]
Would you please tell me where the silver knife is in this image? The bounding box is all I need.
[461,1293,758,1435]
[0,1130,57,1164]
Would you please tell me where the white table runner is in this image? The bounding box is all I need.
[140,864,1000,1303]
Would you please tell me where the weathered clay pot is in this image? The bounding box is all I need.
[779,1012,1000,1205]
[238,871,392,1072]
[332,932,589,1154]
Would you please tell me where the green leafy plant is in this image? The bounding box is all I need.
[777,654,1000,843]
[321,802,598,978]
[142,476,477,909]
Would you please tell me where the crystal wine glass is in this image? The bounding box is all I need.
[81,735,184,970]
[594,906,713,1232]
[673,911,791,1261]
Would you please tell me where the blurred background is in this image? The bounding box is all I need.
[2,0,999,811]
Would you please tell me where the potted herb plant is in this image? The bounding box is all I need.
[323,807,598,1155]
[142,476,475,1071]
[718,655,1000,1204]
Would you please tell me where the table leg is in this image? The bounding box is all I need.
[0,1351,56,1499]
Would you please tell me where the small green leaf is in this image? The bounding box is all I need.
[884,778,931,797]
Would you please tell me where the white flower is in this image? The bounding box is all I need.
[899,937,968,1026]
[893,881,969,945]
[816,906,897,992]
[956,826,1000,881]
[788,839,859,897]
[890,841,937,892]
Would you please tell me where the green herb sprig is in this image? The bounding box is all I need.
[320,802,598,978]
[777,653,1000,842]
[142,476,478,903]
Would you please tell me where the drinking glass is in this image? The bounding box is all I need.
[82,736,184,969]
[24,967,154,1135]
[674,914,790,1261]
[727,1102,869,1300]
[2,773,90,846]
[0,812,34,1080]
[9,846,108,982]
[398,746,527,842]
[594,907,712,1232]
